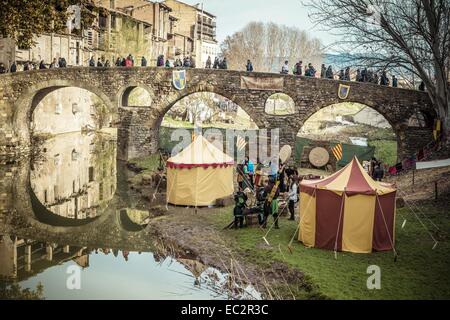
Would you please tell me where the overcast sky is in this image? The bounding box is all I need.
[161,0,339,47]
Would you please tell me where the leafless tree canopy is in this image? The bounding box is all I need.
[221,22,324,73]
[306,0,450,134]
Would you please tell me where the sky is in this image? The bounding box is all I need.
[159,0,339,47]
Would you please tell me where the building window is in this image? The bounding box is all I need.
[55,103,62,115]
[89,167,95,182]
[110,0,115,9]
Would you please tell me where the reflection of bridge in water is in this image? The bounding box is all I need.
[0,132,158,252]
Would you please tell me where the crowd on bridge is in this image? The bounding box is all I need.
[0,54,427,91]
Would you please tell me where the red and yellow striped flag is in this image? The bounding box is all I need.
[332,144,343,161]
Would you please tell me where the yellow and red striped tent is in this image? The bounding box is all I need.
[299,157,397,254]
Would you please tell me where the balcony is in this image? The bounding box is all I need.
[197,17,216,28]
[198,26,216,37]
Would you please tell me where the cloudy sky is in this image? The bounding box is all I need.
[161,0,339,47]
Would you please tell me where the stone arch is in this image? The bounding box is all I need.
[117,83,154,107]
[264,93,296,116]
[13,79,115,144]
[157,86,266,129]
[298,101,401,162]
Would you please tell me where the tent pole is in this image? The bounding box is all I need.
[334,188,346,260]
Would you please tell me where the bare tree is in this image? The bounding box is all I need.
[307,0,450,142]
[221,22,324,73]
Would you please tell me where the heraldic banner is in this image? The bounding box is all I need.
[240,76,284,91]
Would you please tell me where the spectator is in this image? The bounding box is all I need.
[0,63,6,74]
[206,56,212,68]
[307,63,316,77]
[141,56,147,67]
[165,59,171,68]
[320,64,326,78]
[220,58,228,70]
[10,61,17,73]
[356,69,362,82]
[97,58,103,67]
[175,58,182,67]
[60,57,67,68]
[380,71,389,86]
[392,75,398,88]
[246,59,253,72]
[281,60,289,74]
[339,69,345,80]
[213,57,220,69]
[294,61,303,76]
[157,55,165,67]
[125,56,133,67]
[115,57,122,67]
[105,60,111,67]
[344,67,351,81]
[326,65,334,79]
[373,72,379,84]
[23,62,30,71]
[89,57,95,67]
[50,58,58,68]
[39,60,47,69]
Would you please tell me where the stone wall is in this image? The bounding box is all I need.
[0,67,437,161]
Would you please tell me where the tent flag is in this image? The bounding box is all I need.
[332,144,343,161]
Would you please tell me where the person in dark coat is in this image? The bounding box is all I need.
[220,58,227,70]
[326,65,333,79]
[380,71,389,86]
[97,58,103,67]
[89,57,95,67]
[392,75,398,88]
[233,189,248,229]
[10,62,17,73]
[246,59,253,72]
[0,63,6,74]
[356,69,362,82]
[339,69,345,80]
[39,60,47,69]
[213,57,220,69]
[141,56,147,67]
[344,67,351,81]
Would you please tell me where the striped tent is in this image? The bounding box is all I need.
[299,157,397,254]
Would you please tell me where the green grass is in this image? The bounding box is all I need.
[129,155,161,174]
[370,140,398,166]
[206,203,450,300]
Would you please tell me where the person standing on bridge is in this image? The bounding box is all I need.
[10,61,17,73]
[344,67,351,81]
[339,69,345,80]
[39,60,47,70]
[293,61,303,76]
[220,58,228,70]
[206,56,212,68]
[326,65,333,79]
[281,61,289,74]
[213,57,220,69]
[0,63,6,74]
[380,71,389,86]
[141,56,147,67]
[356,69,362,82]
[246,60,254,72]
[321,64,327,78]
[392,75,398,88]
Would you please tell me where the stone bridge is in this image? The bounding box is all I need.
[0,67,435,160]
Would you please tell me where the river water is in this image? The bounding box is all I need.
[0,131,260,300]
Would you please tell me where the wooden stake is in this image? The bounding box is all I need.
[435,181,438,200]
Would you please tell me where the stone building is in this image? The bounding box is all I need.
[164,0,219,67]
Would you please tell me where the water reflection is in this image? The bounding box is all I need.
[0,234,260,300]
[30,133,117,225]
[0,131,261,300]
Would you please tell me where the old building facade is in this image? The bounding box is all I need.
[0,0,216,69]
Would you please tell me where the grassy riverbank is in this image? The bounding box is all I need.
[205,200,450,300]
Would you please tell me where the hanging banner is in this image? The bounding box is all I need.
[241,76,284,91]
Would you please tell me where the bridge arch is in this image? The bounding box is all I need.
[13,79,116,143]
[118,83,154,107]
[297,102,400,164]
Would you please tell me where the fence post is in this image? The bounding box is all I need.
[412,170,415,186]
[435,181,438,200]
